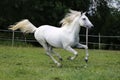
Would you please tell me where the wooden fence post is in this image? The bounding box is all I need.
[98,33,101,49]
[12,31,14,47]
[86,28,89,46]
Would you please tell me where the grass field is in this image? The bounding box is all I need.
[0,45,120,80]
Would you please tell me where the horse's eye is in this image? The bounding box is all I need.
[83,18,86,20]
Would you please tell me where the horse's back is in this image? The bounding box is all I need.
[35,25,61,36]
[34,25,63,47]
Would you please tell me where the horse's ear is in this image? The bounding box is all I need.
[81,11,83,14]
[81,12,86,15]
[83,12,86,15]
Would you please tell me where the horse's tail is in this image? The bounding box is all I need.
[9,19,37,33]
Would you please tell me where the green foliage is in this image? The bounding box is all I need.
[0,46,120,80]
[0,0,90,29]
[88,0,120,49]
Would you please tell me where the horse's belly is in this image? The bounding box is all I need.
[45,34,63,48]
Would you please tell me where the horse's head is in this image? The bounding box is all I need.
[60,9,94,28]
[79,12,94,28]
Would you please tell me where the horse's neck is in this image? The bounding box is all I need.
[62,20,80,37]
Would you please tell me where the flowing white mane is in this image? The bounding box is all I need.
[60,9,81,27]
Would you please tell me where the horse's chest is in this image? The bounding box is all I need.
[67,36,78,46]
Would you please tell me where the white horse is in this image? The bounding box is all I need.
[9,10,94,67]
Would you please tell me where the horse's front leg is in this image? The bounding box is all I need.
[76,43,89,63]
[64,46,78,60]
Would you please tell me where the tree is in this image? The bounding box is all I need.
[0,0,90,29]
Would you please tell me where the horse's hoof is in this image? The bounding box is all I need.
[59,58,63,61]
[57,63,62,68]
[84,58,88,63]
[67,56,72,60]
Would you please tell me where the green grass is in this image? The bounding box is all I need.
[0,45,120,80]
[0,40,33,47]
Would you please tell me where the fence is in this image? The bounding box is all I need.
[0,29,120,50]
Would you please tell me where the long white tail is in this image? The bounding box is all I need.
[9,19,37,33]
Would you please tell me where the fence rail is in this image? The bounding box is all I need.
[0,29,120,49]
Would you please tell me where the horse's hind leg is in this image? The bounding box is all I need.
[49,46,63,61]
[40,42,62,67]
[53,51,63,61]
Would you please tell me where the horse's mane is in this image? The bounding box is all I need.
[60,9,81,27]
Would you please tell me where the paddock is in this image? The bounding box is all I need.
[0,46,119,80]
